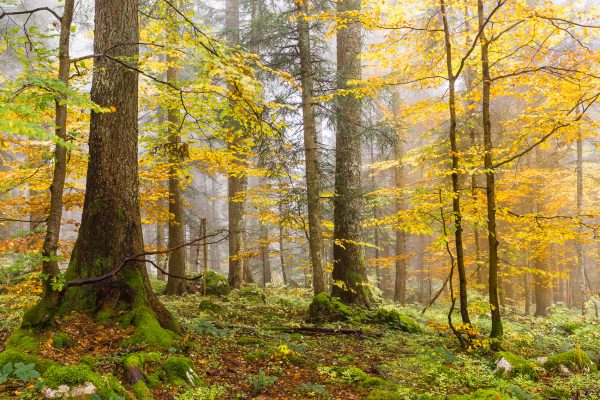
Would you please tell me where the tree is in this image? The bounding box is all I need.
[25,0,177,334]
[297,0,326,295]
[331,0,373,306]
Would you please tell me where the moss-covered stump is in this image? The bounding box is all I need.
[161,355,201,387]
[200,270,230,296]
[493,351,539,380]
[41,364,124,399]
[368,308,421,333]
[543,349,596,374]
[308,292,356,323]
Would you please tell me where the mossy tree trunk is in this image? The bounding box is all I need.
[331,0,372,306]
[25,0,177,332]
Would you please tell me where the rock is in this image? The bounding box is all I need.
[42,382,96,399]
[495,357,512,375]
[543,349,596,374]
[493,352,539,380]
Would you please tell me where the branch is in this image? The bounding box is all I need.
[0,6,61,22]
[65,229,228,288]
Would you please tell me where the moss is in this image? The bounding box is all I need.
[161,355,201,386]
[132,380,152,399]
[124,308,177,349]
[244,351,270,362]
[42,364,117,398]
[308,292,356,323]
[368,309,421,333]
[449,389,511,399]
[0,348,55,372]
[198,299,224,313]
[236,337,264,346]
[5,329,40,354]
[123,352,161,370]
[331,366,369,383]
[79,355,97,368]
[21,299,57,329]
[493,352,539,380]
[543,349,596,373]
[201,270,231,296]
[360,377,396,389]
[236,284,266,302]
[52,331,76,350]
[365,389,404,400]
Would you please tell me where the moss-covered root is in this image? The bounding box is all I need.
[21,298,58,329]
[161,355,201,387]
[308,292,356,323]
[201,269,231,296]
[493,351,539,380]
[543,349,596,374]
[123,352,161,399]
[5,328,40,354]
[123,308,178,349]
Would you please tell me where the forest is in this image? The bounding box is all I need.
[0,0,599,398]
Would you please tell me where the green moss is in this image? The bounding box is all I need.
[235,284,266,302]
[360,377,396,389]
[42,364,117,398]
[0,348,55,372]
[331,366,369,383]
[201,270,231,296]
[365,389,404,400]
[307,292,356,323]
[123,352,161,370]
[368,308,421,333]
[198,299,224,313]
[244,350,270,362]
[161,355,201,386]
[52,331,76,350]
[449,389,511,399]
[5,329,40,354]
[493,352,539,380]
[79,355,97,368]
[543,349,596,373]
[124,308,177,349]
[21,299,57,329]
[132,380,152,399]
[236,337,264,346]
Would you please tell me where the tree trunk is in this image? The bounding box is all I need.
[278,191,289,284]
[165,13,186,295]
[156,222,166,281]
[534,255,552,316]
[331,0,372,306]
[260,216,272,286]
[440,0,470,324]
[39,0,74,306]
[32,0,176,332]
[297,1,326,295]
[478,0,502,343]
[573,127,585,310]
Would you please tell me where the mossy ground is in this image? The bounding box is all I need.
[1,282,599,399]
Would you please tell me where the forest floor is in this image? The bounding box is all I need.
[0,274,599,399]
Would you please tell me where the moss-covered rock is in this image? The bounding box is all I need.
[368,308,421,333]
[198,298,224,313]
[5,328,40,353]
[124,308,178,349]
[200,270,230,296]
[0,348,55,372]
[42,364,118,398]
[161,355,201,386]
[493,352,539,380]
[235,284,266,302]
[52,331,77,350]
[543,349,596,374]
[308,292,356,323]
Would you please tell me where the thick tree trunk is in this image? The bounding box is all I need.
[297,1,326,295]
[534,255,552,316]
[165,16,186,295]
[39,0,74,305]
[34,0,176,332]
[440,0,470,324]
[331,0,372,306]
[478,0,502,343]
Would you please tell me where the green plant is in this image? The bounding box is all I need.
[0,362,40,383]
[191,319,227,337]
[294,382,327,397]
[248,370,278,392]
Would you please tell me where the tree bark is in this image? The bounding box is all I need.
[440,0,470,324]
[42,0,176,331]
[573,127,585,310]
[39,0,75,305]
[165,11,186,295]
[297,0,326,295]
[331,0,372,306]
[478,0,502,343]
